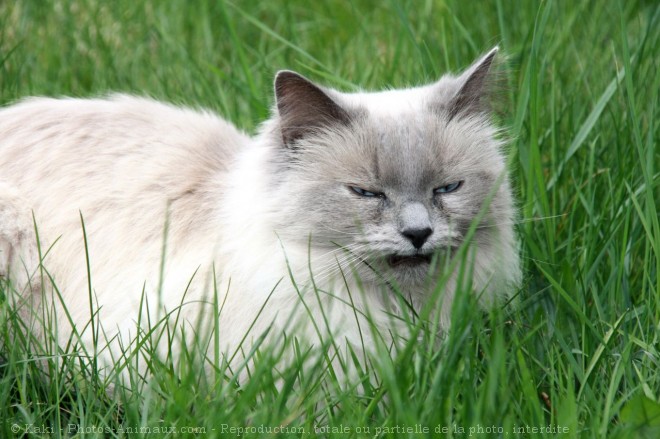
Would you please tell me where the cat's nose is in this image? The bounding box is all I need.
[399,202,433,249]
[402,227,433,249]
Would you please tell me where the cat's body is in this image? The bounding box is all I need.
[0,48,520,379]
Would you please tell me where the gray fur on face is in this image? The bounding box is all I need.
[267,48,516,289]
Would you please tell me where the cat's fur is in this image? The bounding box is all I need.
[0,48,519,378]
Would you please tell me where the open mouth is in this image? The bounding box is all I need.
[387,254,432,267]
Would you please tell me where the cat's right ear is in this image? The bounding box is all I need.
[274,71,351,147]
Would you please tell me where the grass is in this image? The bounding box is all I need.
[1,0,659,437]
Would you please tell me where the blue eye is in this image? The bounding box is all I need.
[349,186,384,198]
[434,181,463,194]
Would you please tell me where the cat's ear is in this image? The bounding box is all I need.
[446,46,499,120]
[274,70,351,146]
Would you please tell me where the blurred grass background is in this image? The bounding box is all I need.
[1,0,659,437]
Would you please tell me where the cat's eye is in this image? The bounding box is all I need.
[349,185,384,198]
[434,181,463,194]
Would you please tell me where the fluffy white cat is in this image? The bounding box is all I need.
[0,47,519,379]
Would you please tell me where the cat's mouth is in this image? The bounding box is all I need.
[387,253,432,267]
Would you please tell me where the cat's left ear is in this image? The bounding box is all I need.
[445,46,500,120]
[274,70,351,147]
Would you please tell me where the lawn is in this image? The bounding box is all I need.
[1,0,659,438]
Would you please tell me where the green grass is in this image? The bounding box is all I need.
[1,0,659,437]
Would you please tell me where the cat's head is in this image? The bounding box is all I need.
[264,48,518,292]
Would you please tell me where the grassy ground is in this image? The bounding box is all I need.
[1,0,659,438]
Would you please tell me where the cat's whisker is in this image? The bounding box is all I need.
[310,250,367,283]
[318,224,363,236]
[312,242,369,263]
[314,259,364,286]
[310,260,349,286]
[474,214,567,230]
[515,214,567,224]
[310,249,371,285]
[308,250,354,276]
[318,242,369,258]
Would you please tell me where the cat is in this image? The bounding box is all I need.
[0,47,520,381]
